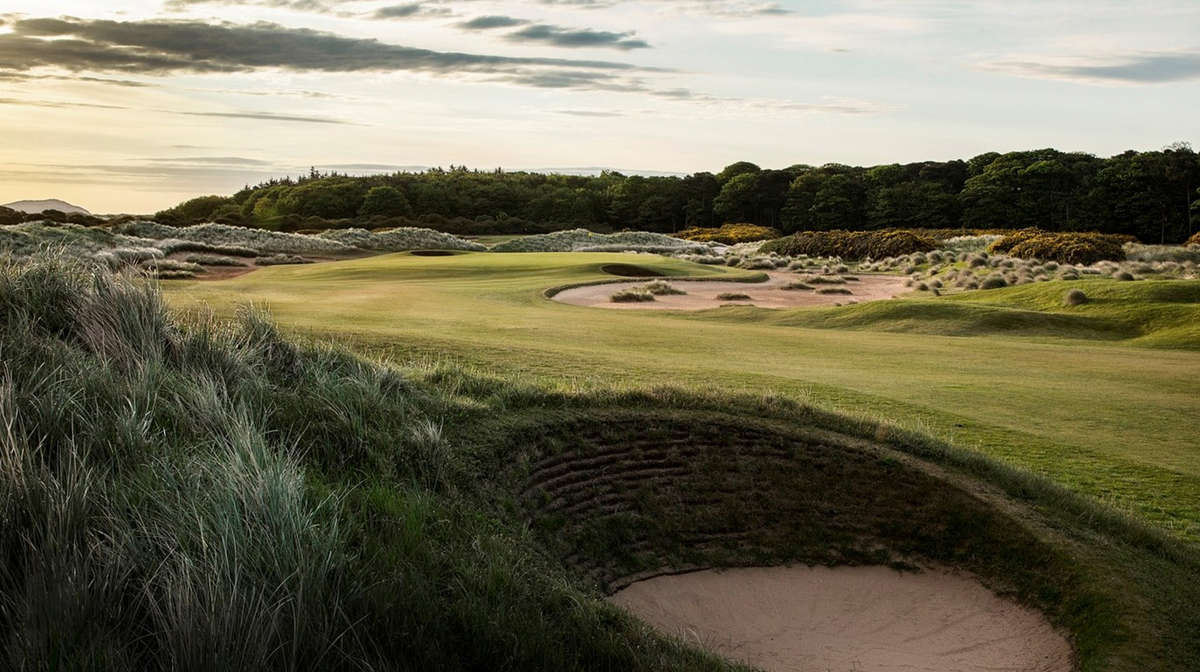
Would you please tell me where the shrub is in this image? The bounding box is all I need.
[816,287,852,295]
[980,275,1007,290]
[609,289,655,303]
[492,229,696,253]
[676,223,779,245]
[739,257,777,270]
[1064,289,1088,306]
[781,282,813,291]
[183,253,249,267]
[715,292,751,300]
[1125,243,1200,263]
[760,229,935,260]
[1113,271,1135,281]
[988,229,1126,265]
[317,227,484,252]
[256,254,312,266]
[639,281,686,296]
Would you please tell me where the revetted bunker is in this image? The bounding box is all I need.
[508,410,1085,669]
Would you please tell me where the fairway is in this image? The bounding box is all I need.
[166,251,1200,542]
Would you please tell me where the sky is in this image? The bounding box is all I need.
[1,0,1198,213]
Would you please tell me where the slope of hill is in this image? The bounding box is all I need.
[2,198,90,215]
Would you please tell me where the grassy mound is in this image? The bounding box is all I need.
[5,255,1197,670]
[600,263,665,277]
[676,223,779,245]
[760,229,936,260]
[989,230,1127,265]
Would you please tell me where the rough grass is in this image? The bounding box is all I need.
[715,292,752,300]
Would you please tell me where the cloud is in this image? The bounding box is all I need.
[459,15,530,30]
[556,109,623,117]
[534,0,789,17]
[0,97,129,110]
[142,156,273,165]
[1,17,643,83]
[979,50,1200,85]
[371,3,452,20]
[180,111,353,124]
[505,24,650,50]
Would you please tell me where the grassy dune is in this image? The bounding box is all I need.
[165,251,1200,542]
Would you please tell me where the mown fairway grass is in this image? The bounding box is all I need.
[166,251,1200,542]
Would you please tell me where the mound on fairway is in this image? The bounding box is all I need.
[611,565,1072,672]
[600,263,666,277]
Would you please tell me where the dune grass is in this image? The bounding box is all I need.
[163,252,1200,544]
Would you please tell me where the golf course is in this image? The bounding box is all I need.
[166,250,1200,543]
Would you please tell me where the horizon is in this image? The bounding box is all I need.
[3,0,1199,212]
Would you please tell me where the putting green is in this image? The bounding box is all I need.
[165,251,1200,542]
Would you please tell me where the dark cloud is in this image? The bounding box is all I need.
[459,15,530,30]
[180,111,353,124]
[371,3,452,19]
[1,17,644,84]
[506,24,650,50]
[984,51,1200,84]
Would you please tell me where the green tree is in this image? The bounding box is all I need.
[359,186,412,218]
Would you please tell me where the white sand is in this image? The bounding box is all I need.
[552,272,908,310]
[610,565,1073,672]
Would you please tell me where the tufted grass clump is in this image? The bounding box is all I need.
[781,281,814,291]
[639,281,686,296]
[980,275,1008,290]
[715,292,751,301]
[801,275,847,285]
[610,289,656,303]
[1064,289,1088,306]
[816,287,853,295]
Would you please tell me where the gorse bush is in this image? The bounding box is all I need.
[759,229,936,260]
[676,223,779,245]
[988,229,1127,265]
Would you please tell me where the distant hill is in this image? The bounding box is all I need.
[3,199,91,215]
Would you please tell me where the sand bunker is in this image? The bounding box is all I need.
[610,565,1072,672]
[553,272,908,309]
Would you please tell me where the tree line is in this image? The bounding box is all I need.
[157,145,1200,243]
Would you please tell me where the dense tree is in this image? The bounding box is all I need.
[359,186,412,218]
[160,148,1200,242]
